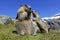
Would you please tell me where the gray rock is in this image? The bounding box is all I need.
[0,15,12,24]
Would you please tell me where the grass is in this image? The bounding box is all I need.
[0,24,60,40]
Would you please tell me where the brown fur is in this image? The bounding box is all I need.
[15,20,35,35]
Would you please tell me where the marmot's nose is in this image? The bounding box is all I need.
[19,9,25,13]
[20,11,23,13]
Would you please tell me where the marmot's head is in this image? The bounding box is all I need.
[16,4,32,20]
[32,10,39,18]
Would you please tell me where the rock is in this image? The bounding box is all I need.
[0,15,12,24]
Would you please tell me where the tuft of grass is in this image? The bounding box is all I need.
[0,24,60,40]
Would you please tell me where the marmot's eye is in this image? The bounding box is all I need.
[25,9,28,12]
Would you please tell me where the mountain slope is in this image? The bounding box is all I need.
[42,13,60,30]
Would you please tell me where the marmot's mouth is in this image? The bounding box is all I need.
[18,13,27,20]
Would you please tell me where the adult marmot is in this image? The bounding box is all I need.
[15,4,36,35]
[32,10,48,33]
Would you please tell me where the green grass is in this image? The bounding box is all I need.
[0,24,60,40]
